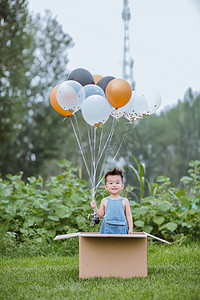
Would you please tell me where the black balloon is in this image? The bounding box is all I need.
[97,76,115,92]
[68,68,95,86]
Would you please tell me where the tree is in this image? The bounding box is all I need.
[0,0,34,175]
[0,1,74,178]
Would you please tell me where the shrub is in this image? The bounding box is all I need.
[131,160,200,241]
[0,159,199,245]
[0,160,98,241]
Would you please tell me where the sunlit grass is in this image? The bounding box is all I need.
[0,243,200,300]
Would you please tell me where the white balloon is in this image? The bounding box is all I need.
[124,91,146,122]
[57,80,85,113]
[144,90,162,115]
[81,95,111,127]
[132,92,148,116]
[111,97,133,119]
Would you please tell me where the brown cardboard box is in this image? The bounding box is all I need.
[54,232,170,278]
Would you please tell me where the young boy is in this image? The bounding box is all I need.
[91,168,133,234]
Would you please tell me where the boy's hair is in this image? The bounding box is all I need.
[105,168,123,184]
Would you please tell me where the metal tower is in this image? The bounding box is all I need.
[122,0,135,89]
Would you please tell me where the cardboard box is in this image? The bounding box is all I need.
[54,232,170,279]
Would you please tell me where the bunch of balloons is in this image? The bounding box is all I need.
[50,68,161,127]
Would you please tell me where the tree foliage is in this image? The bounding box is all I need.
[0,0,74,178]
[0,0,33,175]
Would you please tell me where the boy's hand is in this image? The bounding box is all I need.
[91,200,96,209]
[128,228,133,234]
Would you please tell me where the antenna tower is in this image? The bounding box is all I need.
[122,0,135,89]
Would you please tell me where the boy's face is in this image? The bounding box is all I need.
[104,175,124,195]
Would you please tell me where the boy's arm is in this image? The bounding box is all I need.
[91,198,106,218]
[124,199,133,234]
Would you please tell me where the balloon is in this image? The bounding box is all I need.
[81,95,112,127]
[125,92,148,122]
[93,74,103,84]
[68,68,95,86]
[82,84,105,99]
[50,85,72,117]
[57,80,85,113]
[106,78,132,108]
[97,76,115,92]
[144,90,162,115]
[132,92,148,116]
[111,98,133,119]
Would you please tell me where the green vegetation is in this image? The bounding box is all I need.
[128,158,200,241]
[0,159,199,250]
[0,243,199,300]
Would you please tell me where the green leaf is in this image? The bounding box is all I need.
[47,230,56,238]
[134,220,144,227]
[129,165,140,181]
[165,222,178,232]
[27,177,36,184]
[180,197,191,208]
[153,216,165,226]
[133,208,142,218]
[139,207,149,216]
[142,196,155,204]
[143,225,153,233]
[180,176,193,184]
[76,215,86,225]
[26,218,35,227]
[157,201,171,211]
[157,175,170,183]
[176,190,186,198]
[48,215,59,222]
[56,206,71,218]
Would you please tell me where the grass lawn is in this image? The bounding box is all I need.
[0,242,200,300]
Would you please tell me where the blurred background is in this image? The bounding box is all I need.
[1,0,200,190]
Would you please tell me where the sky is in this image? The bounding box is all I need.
[28,0,200,112]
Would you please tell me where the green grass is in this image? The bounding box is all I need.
[0,243,200,300]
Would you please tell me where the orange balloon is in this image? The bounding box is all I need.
[93,74,103,85]
[105,78,132,108]
[50,85,72,117]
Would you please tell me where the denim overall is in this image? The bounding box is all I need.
[100,196,128,234]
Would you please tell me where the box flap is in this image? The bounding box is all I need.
[79,232,147,238]
[144,232,171,245]
[54,231,171,245]
[54,232,147,240]
[54,232,80,240]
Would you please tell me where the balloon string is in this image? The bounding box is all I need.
[87,125,94,177]
[74,114,85,151]
[68,117,93,186]
[112,122,136,160]
[95,154,107,191]
[67,116,134,201]
[93,118,116,187]
[93,127,96,187]
[95,120,117,190]
[95,118,116,169]
[97,125,104,158]
[95,120,136,190]
[73,114,94,185]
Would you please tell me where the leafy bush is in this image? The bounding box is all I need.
[0,159,199,246]
[0,160,99,241]
[131,160,200,241]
